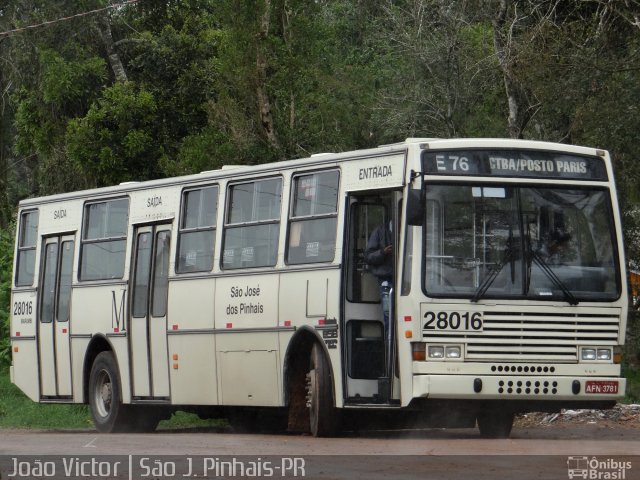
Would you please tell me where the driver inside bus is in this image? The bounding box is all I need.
[365,221,393,334]
[539,229,572,263]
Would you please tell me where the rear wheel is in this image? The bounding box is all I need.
[89,351,132,433]
[307,343,339,437]
[476,409,514,438]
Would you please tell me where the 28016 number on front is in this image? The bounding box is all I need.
[423,311,483,332]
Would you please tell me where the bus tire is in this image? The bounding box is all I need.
[476,409,514,438]
[89,351,132,433]
[307,343,339,437]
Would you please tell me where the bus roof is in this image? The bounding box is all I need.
[17,138,606,207]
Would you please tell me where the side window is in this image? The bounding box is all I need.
[132,232,152,317]
[222,178,282,269]
[40,242,58,323]
[57,241,74,322]
[152,231,171,317]
[80,198,129,281]
[287,170,339,264]
[177,185,218,273]
[15,210,39,286]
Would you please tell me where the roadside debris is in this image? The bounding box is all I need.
[515,404,640,428]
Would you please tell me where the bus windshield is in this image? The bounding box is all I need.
[424,184,619,302]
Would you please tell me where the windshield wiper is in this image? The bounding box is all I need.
[471,236,518,303]
[523,219,578,305]
[529,250,579,305]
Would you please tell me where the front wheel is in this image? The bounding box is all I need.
[89,351,132,433]
[476,410,514,438]
[307,343,339,437]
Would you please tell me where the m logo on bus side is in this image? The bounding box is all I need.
[111,290,126,332]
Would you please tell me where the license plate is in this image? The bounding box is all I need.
[585,380,618,394]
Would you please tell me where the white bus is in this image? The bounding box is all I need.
[9,138,627,437]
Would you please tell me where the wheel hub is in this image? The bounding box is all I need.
[101,383,112,408]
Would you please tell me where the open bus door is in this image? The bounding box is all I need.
[343,190,401,405]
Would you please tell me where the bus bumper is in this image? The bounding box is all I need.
[412,374,626,402]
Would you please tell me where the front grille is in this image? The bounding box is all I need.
[422,307,620,362]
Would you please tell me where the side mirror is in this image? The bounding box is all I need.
[406,188,424,226]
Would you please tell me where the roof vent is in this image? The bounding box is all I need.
[199,165,250,174]
[221,165,250,170]
[378,138,440,148]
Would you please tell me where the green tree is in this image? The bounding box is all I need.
[66,82,161,186]
[371,0,506,141]
[0,224,14,367]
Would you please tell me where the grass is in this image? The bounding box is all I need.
[158,411,227,430]
[0,367,226,430]
[0,368,92,429]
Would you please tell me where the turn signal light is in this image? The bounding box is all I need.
[614,347,622,364]
[411,342,426,361]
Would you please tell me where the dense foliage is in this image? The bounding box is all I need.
[0,226,13,367]
[1,0,640,367]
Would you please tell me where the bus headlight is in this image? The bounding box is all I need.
[445,346,461,359]
[426,345,463,360]
[597,348,612,361]
[428,346,444,359]
[581,347,612,362]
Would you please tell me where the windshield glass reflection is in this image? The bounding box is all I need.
[424,185,619,301]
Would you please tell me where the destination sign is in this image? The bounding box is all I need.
[423,150,607,180]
